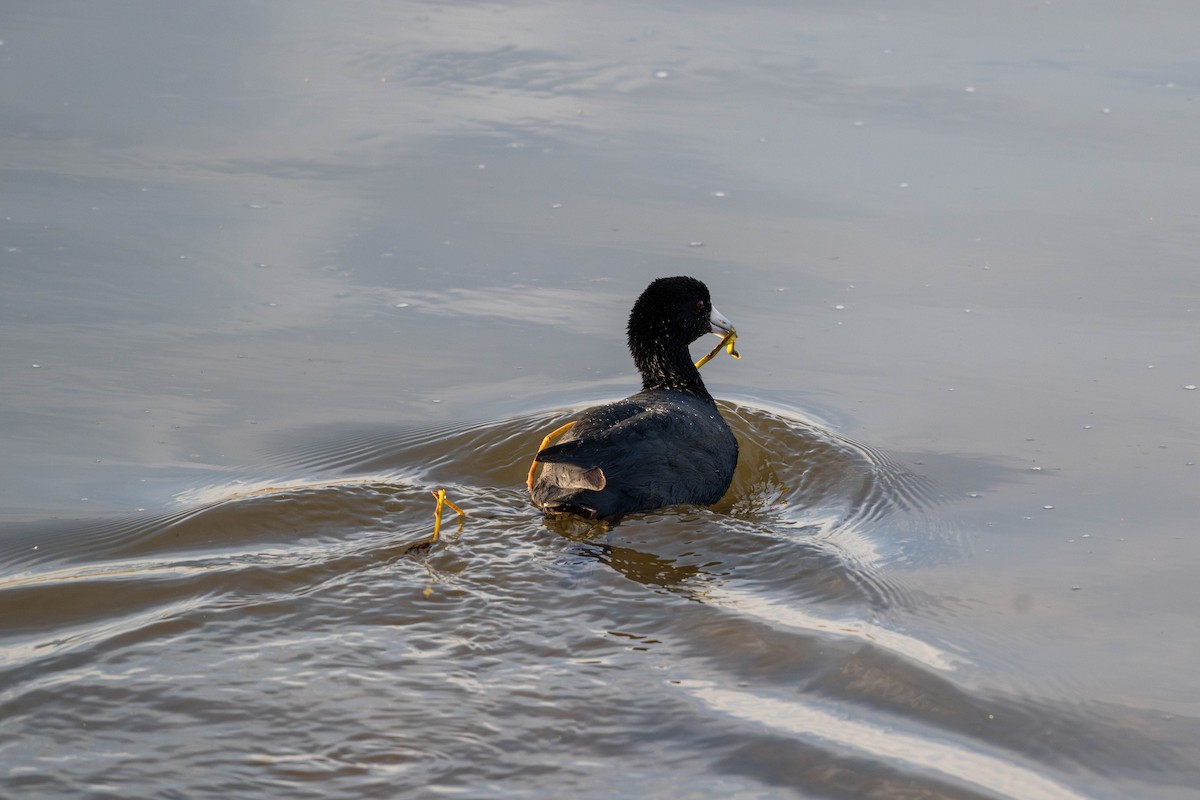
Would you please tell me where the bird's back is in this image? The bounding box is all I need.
[530,390,738,521]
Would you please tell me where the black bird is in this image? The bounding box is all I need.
[530,276,739,521]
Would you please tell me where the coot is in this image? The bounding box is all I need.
[529,276,739,521]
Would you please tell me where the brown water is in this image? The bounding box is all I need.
[2,3,1199,798]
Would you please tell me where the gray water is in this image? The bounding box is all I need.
[2,3,1199,798]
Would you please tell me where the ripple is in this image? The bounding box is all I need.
[8,400,1188,799]
[682,682,1092,800]
[0,400,943,647]
[707,584,969,672]
[0,400,941,691]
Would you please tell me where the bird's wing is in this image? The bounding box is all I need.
[534,407,695,470]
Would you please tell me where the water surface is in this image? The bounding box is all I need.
[2,3,1198,798]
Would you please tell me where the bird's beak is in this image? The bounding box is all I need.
[709,305,735,337]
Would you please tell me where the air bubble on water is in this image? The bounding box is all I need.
[1030,466,1042,471]
[30,364,41,368]
[247,203,263,209]
[899,182,910,188]
[395,303,410,308]
[1101,107,1111,114]
[711,191,726,197]
[853,120,864,127]
[1043,505,1055,510]
[1081,534,1090,538]
[967,492,980,498]
[1083,425,1093,429]
[254,262,271,269]
[477,164,486,169]
[965,86,976,93]
[688,241,704,247]
[431,399,442,404]
[834,304,845,310]
[268,302,279,307]
[1185,384,1197,390]
[551,203,563,209]
[654,70,670,79]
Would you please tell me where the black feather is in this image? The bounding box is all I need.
[530,277,738,522]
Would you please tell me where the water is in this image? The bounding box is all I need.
[3,3,1199,798]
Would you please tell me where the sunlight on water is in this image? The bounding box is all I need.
[683,682,1092,800]
[709,585,968,672]
[174,473,418,507]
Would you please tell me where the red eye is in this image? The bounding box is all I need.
[694,300,706,311]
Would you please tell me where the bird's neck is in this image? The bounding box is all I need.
[633,341,712,398]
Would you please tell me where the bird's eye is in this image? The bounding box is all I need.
[694,299,706,311]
